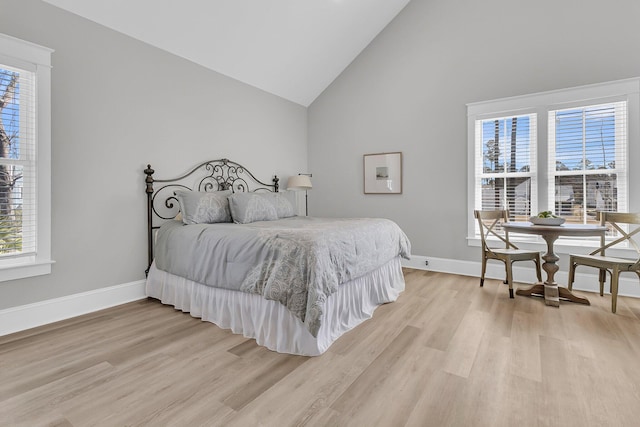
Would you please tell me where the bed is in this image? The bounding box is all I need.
[144,159,410,356]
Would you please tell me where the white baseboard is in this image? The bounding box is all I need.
[3,255,638,338]
[0,280,146,337]
[402,255,640,299]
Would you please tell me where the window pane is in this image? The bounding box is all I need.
[0,164,23,254]
[510,177,531,219]
[585,106,616,170]
[555,109,584,171]
[555,175,583,223]
[0,68,20,159]
[555,104,618,171]
[482,120,503,173]
[555,173,618,225]
[482,116,531,173]
[481,178,503,211]
[481,177,531,220]
[586,175,617,211]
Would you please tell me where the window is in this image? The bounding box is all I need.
[475,113,537,220]
[0,33,53,281]
[468,78,640,246]
[548,102,627,224]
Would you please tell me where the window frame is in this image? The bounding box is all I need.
[467,78,640,253]
[0,33,53,281]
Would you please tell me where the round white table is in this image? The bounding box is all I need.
[502,222,606,307]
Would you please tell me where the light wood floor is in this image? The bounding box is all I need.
[2,269,640,426]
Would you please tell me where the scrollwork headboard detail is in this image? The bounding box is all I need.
[144,158,279,275]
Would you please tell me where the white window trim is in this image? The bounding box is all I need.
[0,33,54,281]
[467,78,640,256]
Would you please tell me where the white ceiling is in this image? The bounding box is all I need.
[42,0,411,106]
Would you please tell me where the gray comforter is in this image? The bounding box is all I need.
[154,216,411,336]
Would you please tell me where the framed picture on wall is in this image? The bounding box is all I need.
[363,152,402,194]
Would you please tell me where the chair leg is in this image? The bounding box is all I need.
[480,256,487,287]
[598,269,607,297]
[611,268,620,314]
[506,262,514,299]
[567,260,575,291]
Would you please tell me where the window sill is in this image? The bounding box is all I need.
[467,237,636,259]
[0,259,55,282]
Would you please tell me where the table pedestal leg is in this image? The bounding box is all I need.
[541,234,560,306]
[515,284,546,298]
[558,287,590,305]
[515,233,590,306]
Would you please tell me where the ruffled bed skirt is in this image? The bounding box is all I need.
[145,257,405,356]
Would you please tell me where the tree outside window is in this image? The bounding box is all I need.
[0,68,23,254]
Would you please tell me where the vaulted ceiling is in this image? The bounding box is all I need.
[42,0,411,106]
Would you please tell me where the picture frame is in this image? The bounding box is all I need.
[363,152,402,194]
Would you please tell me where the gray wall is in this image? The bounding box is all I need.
[308,0,640,262]
[0,0,307,310]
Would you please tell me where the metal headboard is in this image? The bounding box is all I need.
[144,158,279,274]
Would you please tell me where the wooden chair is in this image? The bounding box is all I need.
[474,210,542,298]
[568,212,640,313]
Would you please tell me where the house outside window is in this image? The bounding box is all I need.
[467,78,639,247]
[0,33,53,281]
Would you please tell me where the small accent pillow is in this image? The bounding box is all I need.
[228,192,278,224]
[174,190,232,225]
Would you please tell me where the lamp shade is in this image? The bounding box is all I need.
[287,175,312,190]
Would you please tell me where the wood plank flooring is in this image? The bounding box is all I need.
[2,269,640,426]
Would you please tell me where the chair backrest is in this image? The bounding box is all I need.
[474,210,519,254]
[593,212,640,267]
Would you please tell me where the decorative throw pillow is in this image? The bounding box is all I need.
[228,192,279,224]
[174,190,232,225]
[266,191,296,218]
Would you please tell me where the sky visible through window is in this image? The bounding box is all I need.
[554,106,616,171]
[481,115,531,173]
[480,106,616,172]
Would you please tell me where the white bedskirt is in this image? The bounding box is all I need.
[145,257,405,356]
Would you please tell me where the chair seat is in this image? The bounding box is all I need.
[489,248,541,261]
[570,254,638,269]
[491,248,539,256]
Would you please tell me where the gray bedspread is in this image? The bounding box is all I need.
[154,216,411,336]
